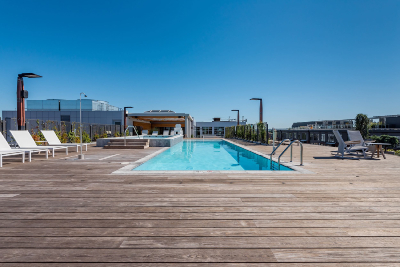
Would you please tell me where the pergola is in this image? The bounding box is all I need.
[127,111,194,137]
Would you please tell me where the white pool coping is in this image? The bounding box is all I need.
[112,138,313,175]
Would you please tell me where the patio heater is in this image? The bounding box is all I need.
[78,92,87,160]
[250,98,263,123]
[231,110,240,126]
[123,106,133,131]
[17,73,42,130]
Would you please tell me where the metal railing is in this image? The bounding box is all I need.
[124,126,140,146]
[270,139,303,170]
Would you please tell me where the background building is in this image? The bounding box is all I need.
[278,114,400,146]
[196,117,247,137]
[2,99,123,125]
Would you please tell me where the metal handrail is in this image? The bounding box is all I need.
[270,139,303,170]
[124,126,140,146]
[277,140,303,170]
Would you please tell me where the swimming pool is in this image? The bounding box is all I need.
[133,140,292,171]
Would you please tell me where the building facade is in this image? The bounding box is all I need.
[2,99,123,125]
[279,114,400,146]
[196,118,247,137]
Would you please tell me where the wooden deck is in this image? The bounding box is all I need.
[0,139,399,265]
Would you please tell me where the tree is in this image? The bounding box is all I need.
[355,114,370,139]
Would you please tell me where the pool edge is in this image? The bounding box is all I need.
[112,139,313,175]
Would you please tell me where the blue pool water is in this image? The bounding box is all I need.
[134,140,292,171]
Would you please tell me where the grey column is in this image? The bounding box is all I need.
[185,116,189,137]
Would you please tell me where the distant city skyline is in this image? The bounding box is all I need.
[1,0,399,128]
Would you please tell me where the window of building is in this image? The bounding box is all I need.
[310,133,314,140]
[196,127,200,137]
[321,133,326,142]
[60,115,70,122]
[328,134,335,143]
[301,132,307,141]
[202,127,212,135]
[214,127,224,136]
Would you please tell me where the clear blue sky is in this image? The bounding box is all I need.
[1,0,399,128]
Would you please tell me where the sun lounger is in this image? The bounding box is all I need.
[10,130,68,157]
[347,130,376,155]
[174,124,183,135]
[152,131,158,136]
[0,150,25,167]
[0,133,49,164]
[333,130,368,158]
[0,134,26,167]
[41,130,87,153]
[141,130,148,136]
[163,130,170,136]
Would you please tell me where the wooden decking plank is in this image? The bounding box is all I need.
[0,248,277,262]
[4,212,400,220]
[272,248,400,262]
[0,227,351,237]
[0,219,257,228]
[120,236,400,248]
[3,206,400,213]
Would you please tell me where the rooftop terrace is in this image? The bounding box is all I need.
[0,140,399,264]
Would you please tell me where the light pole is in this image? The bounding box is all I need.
[231,110,240,126]
[17,73,42,130]
[78,92,87,160]
[123,106,133,131]
[250,98,263,123]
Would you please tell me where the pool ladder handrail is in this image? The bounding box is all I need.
[124,126,141,146]
[270,139,303,170]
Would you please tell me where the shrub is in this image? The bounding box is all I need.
[68,131,76,143]
[82,131,91,143]
[370,135,399,148]
[395,150,400,156]
[93,134,100,141]
[60,132,68,143]
[355,114,370,139]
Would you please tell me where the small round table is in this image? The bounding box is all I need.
[366,143,391,159]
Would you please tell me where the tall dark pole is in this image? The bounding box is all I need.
[17,73,42,130]
[17,77,25,130]
[231,110,240,126]
[124,106,133,131]
[250,98,263,123]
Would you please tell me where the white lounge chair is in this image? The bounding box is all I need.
[333,130,368,158]
[163,130,170,136]
[10,130,68,157]
[0,135,26,167]
[141,130,148,136]
[174,124,183,135]
[41,130,87,153]
[152,131,158,136]
[0,133,49,165]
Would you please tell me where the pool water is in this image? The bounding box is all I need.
[133,140,292,171]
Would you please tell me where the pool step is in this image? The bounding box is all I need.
[104,139,149,149]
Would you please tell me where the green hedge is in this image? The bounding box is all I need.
[224,123,269,144]
[370,135,399,148]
